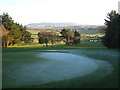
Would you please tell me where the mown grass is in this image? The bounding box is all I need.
[2,41,119,88]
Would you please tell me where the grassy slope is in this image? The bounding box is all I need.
[2,42,119,88]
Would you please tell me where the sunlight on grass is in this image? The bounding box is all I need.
[7,42,65,48]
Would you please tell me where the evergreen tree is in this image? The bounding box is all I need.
[1,13,31,46]
[0,13,14,30]
[102,10,120,49]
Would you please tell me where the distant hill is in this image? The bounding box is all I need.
[26,22,101,34]
[27,22,78,26]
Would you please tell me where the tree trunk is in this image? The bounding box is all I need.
[66,37,70,45]
[45,43,48,47]
[5,42,7,48]
[51,42,54,47]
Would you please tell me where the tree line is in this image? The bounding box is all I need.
[1,13,31,47]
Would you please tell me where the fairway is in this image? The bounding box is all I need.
[2,48,118,88]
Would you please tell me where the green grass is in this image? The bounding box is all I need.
[2,41,119,88]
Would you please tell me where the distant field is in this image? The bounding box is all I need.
[78,30,100,34]
[27,30,60,38]
[27,29,100,35]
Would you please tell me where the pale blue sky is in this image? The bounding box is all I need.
[0,0,119,25]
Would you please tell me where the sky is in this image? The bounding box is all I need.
[0,0,119,25]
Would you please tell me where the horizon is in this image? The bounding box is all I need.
[26,22,102,26]
[0,0,119,25]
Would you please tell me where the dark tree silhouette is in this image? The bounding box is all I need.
[102,10,120,49]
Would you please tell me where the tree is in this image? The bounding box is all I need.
[60,29,80,45]
[38,31,59,47]
[8,25,22,45]
[60,28,75,45]
[73,30,81,44]
[38,32,45,46]
[1,13,31,46]
[1,25,9,47]
[99,26,107,34]
[102,10,120,49]
[38,31,49,47]
[20,25,31,43]
[74,30,80,37]
[44,37,49,47]
[48,31,59,47]
[0,13,14,30]
[22,31,31,43]
[38,37,44,44]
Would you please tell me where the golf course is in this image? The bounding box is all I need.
[1,8,119,88]
[2,41,119,88]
